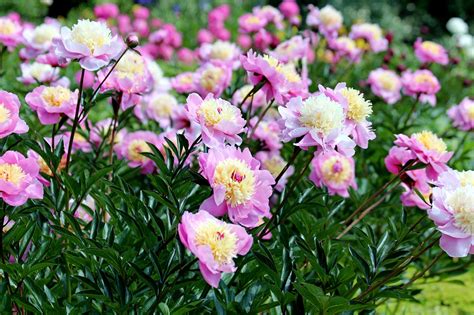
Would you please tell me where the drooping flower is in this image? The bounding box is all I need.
[367,68,402,104]
[279,93,355,155]
[306,5,343,39]
[25,85,78,125]
[0,90,29,139]
[349,23,388,53]
[186,93,245,148]
[193,61,232,98]
[53,19,123,71]
[255,151,294,192]
[427,169,474,257]
[0,16,22,48]
[198,146,275,227]
[414,38,449,65]
[198,40,241,69]
[97,50,153,109]
[309,151,357,197]
[339,87,375,149]
[0,151,43,206]
[448,97,474,131]
[401,69,440,106]
[116,131,162,174]
[178,210,253,287]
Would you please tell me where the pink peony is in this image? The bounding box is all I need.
[448,97,474,131]
[193,61,232,98]
[53,19,123,71]
[306,5,343,39]
[171,72,195,94]
[94,3,120,19]
[238,13,267,33]
[328,36,362,63]
[271,35,310,63]
[198,41,241,69]
[279,0,300,20]
[143,92,179,128]
[367,68,402,105]
[0,90,29,138]
[198,146,275,227]
[401,69,440,106]
[349,23,388,53]
[249,117,282,151]
[178,210,253,287]
[185,93,245,148]
[116,131,162,174]
[17,62,60,85]
[21,21,60,59]
[414,38,449,65]
[90,118,127,147]
[25,85,78,125]
[0,151,43,206]
[0,16,23,48]
[309,151,357,197]
[232,85,266,111]
[255,151,294,192]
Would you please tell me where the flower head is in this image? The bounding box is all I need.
[414,38,449,65]
[367,68,402,104]
[198,41,241,68]
[0,16,22,48]
[350,23,388,53]
[17,62,60,85]
[0,90,29,139]
[255,151,294,192]
[193,61,232,98]
[401,69,440,106]
[116,131,162,174]
[306,5,343,38]
[448,97,474,131]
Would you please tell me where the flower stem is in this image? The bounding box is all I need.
[273,146,302,187]
[238,79,266,109]
[248,99,274,139]
[401,96,419,129]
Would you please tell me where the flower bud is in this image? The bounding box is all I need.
[126,33,139,48]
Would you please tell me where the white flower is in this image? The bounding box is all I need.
[446,17,468,35]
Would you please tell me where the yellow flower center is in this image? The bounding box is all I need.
[414,73,436,85]
[0,104,11,124]
[0,19,16,35]
[127,139,151,162]
[41,86,72,107]
[246,15,262,26]
[179,73,193,85]
[29,63,54,81]
[32,24,59,45]
[194,220,238,265]
[340,87,373,123]
[209,41,234,61]
[199,67,224,93]
[214,158,255,206]
[198,99,236,126]
[321,156,351,184]
[413,131,447,153]
[378,72,398,91]
[115,51,145,79]
[337,37,356,51]
[448,186,474,235]
[0,163,26,186]
[300,95,344,135]
[150,94,177,117]
[70,19,112,53]
[466,104,474,120]
[263,55,301,83]
[421,41,442,55]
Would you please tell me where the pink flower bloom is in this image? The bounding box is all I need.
[350,23,388,53]
[367,68,402,104]
[97,50,153,110]
[400,169,432,210]
[177,48,195,64]
[232,85,266,111]
[193,61,232,98]
[132,18,150,38]
[208,4,231,24]
[237,34,252,49]
[18,62,60,85]
[21,21,60,59]
[390,131,453,180]
[238,13,267,33]
[253,6,284,30]
[27,148,66,186]
[117,14,132,34]
[171,72,195,94]
[309,151,357,197]
[143,93,179,128]
[254,29,272,51]
[63,131,93,153]
[197,29,214,45]
[250,117,282,151]
[186,93,245,148]
[401,69,440,106]
[414,38,449,65]
[116,131,162,174]
[448,97,474,131]
[53,19,123,71]
[178,210,252,287]
[94,3,120,19]
[255,151,293,192]
[384,146,415,175]
[427,169,474,257]
[241,50,307,104]
[279,93,355,155]
[198,146,275,227]
[279,0,300,20]
[25,85,78,125]
[0,90,29,139]
[306,5,343,39]
[0,151,43,206]
[271,35,310,63]
[75,70,95,89]
[133,6,150,20]
[0,16,23,48]
[198,41,241,69]
[328,36,362,63]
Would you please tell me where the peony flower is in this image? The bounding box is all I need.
[238,13,267,33]
[198,146,275,227]
[53,19,123,71]
[143,93,178,128]
[193,61,232,98]
[448,97,474,131]
[328,36,362,63]
[401,70,440,106]
[427,169,474,257]
[249,117,282,151]
[0,90,29,139]
[27,148,66,186]
[389,131,453,180]
[63,131,92,153]
[178,210,253,287]
[349,23,388,53]
[0,16,23,48]
[255,151,294,192]
[171,72,195,94]
[367,68,402,104]
[185,93,245,148]
[279,93,355,155]
[116,131,162,174]
[241,50,307,104]
[309,151,357,197]
[94,3,120,20]
[0,151,43,206]
[400,169,432,210]
[25,85,78,125]
[17,62,60,85]
[414,38,449,65]
[21,21,60,59]
[97,50,153,110]
[339,87,375,149]
[306,5,343,39]
[446,17,469,35]
[253,5,284,29]
[198,41,241,69]
[145,58,171,93]
[270,35,310,63]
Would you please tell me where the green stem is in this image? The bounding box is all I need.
[65,69,85,172]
